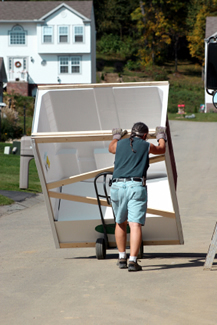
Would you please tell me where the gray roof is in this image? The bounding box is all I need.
[205,17,217,39]
[0,58,7,82]
[0,1,92,21]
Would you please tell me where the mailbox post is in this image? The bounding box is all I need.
[19,136,34,189]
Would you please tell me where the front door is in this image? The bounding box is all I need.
[14,58,24,81]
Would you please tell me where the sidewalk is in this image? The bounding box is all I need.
[1,121,217,325]
[0,192,44,217]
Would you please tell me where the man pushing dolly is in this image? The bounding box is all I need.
[109,122,167,272]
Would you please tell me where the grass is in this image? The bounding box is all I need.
[0,143,41,206]
[0,194,14,206]
[168,113,217,122]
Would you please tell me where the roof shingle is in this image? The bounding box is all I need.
[0,1,92,21]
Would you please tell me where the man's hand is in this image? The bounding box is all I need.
[112,128,128,140]
[155,126,167,142]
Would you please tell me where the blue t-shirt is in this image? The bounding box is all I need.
[112,138,150,179]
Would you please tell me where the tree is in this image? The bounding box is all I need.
[187,0,217,64]
[132,1,188,71]
[94,0,139,39]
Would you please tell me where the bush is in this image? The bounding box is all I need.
[0,118,23,141]
[13,94,34,117]
[1,93,35,140]
[96,34,137,58]
[126,60,141,71]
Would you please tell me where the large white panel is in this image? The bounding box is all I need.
[32,82,183,249]
[112,87,162,128]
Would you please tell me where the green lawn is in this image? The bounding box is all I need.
[168,113,217,122]
[0,143,41,206]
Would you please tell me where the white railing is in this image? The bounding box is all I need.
[8,70,29,82]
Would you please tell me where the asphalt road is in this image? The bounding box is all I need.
[1,120,217,325]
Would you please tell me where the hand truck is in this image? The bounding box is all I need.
[94,172,144,259]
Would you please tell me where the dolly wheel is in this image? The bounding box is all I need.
[137,241,143,259]
[96,238,106,259]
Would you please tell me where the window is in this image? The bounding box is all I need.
[59,57,69,73]
[9,58,12,70]
[58,26,69,43]
[9,25,26,45]
[23,58,27,70]
[43,26,53,43]
[59,56,81,74]
[74,26,84,42]
[71,57,80,73]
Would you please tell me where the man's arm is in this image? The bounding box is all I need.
[109,139,118,154]
[108,128,127,154]
[149,126,167,154]
[149,139,166,154]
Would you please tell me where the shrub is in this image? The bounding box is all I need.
[0,118,23,141]
[96,34,137,58]
[126,60,141,71]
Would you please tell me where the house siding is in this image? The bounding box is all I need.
[37,7,91,54]
[0,2,95,96]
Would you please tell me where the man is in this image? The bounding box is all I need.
[108,122,166,272]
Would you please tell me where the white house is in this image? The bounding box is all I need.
[205,16,217,112]
[0,1,96,96]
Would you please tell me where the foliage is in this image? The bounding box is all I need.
[0,103,22,141]
[94,0,139,39]
[96,34,138,59]
[0,118,23,142]
[131,1,188,70]
[125,60,141,71]
[13,93,35,117]
[187,0,217,64]
[1,94,35,141]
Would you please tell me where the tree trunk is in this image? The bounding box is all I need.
[140,1,148,47]
[174,36,178,73]
[140,1,146,24]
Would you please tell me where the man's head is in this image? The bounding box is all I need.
[131,122,149,140]
[130,122,149,153]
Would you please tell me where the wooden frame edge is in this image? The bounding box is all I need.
[38,81,169,91]
[59,239,180,248]
[49,190,175,218]
[47,166,114,190]
[32,130,156,143]
[47,155,165,190]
